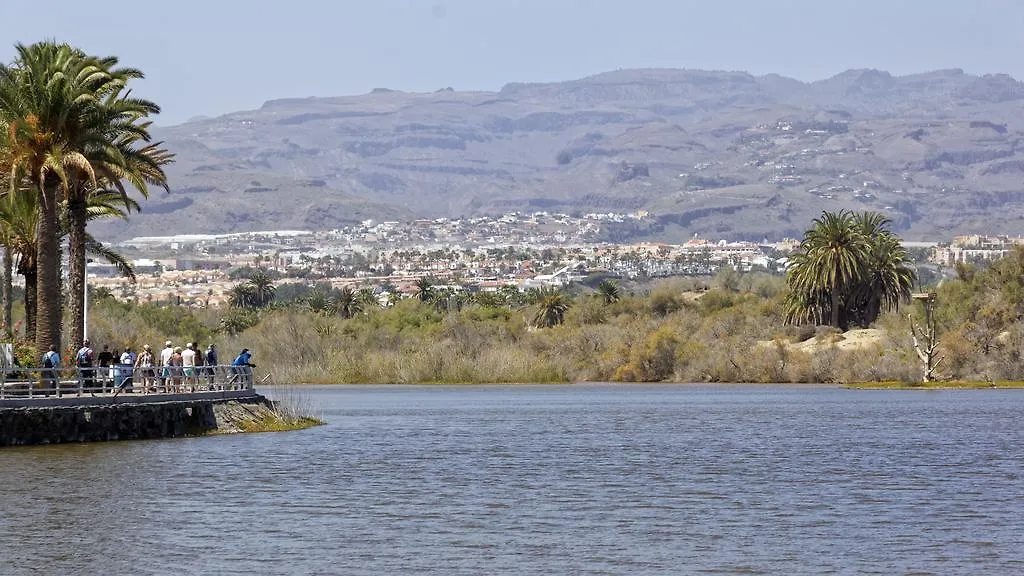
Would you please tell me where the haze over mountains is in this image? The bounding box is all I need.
[94,67,1024,242]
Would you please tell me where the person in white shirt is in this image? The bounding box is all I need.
[160,341,174,392]
[119,347,136,392]
[181,342,197,392]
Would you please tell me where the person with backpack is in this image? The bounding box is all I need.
[76,339,95,393]
[41,345,60,396]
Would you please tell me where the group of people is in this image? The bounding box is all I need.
[40,340,257,394]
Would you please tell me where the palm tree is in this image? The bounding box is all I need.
[597,279,621,304]
[334,286,362,319]
[229,284,256,308]
[413,277,435,303]
[247,268,276,308]
[532,287,572,328]
[302,289,334,316]
[786,210,870,329]
[357,287,380,311]
[848,212,915,327]
[66,133,171,351]
[786,210,914,329]
[0,41,143,354]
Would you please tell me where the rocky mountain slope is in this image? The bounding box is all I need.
[93,68,1024,242]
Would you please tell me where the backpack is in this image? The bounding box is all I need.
[42,354,54,369]
[76,347,92,367]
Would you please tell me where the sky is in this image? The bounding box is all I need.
[2,0,1022,125]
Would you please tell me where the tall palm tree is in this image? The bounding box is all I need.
[334,286,362,319]
[66,133,171,351]
[597,279,621,305]
[532,287,572,328]
[0,41,138,354]
[849,212,915,327]
[247,268,276,308]
[229,283,256,308]
[302,288,334,316]
[0,163,11,338]
[413,277,435,303]
[786,210,870,329]
[357,287,380,311]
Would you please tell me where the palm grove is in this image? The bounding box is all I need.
[0,41,171,358]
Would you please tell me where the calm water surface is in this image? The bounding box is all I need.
[1,384,1023,575]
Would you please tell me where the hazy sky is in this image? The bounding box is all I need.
[2,0,1022,125]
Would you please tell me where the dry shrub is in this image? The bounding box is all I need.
[939,326,980,381]
[566,298,608,326]
[613,327,679,382]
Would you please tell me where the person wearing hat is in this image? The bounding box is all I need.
[135,345,155,393]
[159,341,173,392]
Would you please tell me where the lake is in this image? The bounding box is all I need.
[1,384,1023,575]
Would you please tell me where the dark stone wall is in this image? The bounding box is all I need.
[0,401,220,446]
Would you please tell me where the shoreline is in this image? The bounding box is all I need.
[272,380,1024,389]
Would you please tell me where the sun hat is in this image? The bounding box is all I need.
[165,340,172,347]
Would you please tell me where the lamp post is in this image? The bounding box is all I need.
[83,259,93,342]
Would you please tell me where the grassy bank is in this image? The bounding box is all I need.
[211,396,323,434]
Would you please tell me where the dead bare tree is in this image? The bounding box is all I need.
[909,293,943,383]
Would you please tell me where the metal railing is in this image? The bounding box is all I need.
[0,364,256,399]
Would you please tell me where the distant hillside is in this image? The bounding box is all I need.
[92,67,1024,242]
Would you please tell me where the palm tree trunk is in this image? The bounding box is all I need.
[1,246,11,339]
[35,183,61,356]
[67,196,87,351]
[829,288,841,329]
[22,265,36,342]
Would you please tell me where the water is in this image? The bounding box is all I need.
[2,384,1023,575]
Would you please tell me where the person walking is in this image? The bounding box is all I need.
[97,344,114,392]
[76,339,95,393]
[41,345,60,396]
[192,341,206,390]
[169,346,184,393]
[182,343,196,392]
[119,347,136,393]
[205,344,219,390]
[159,340,173,392]
[135,345,155,393]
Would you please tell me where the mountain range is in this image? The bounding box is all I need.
[92,67,1024,243]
